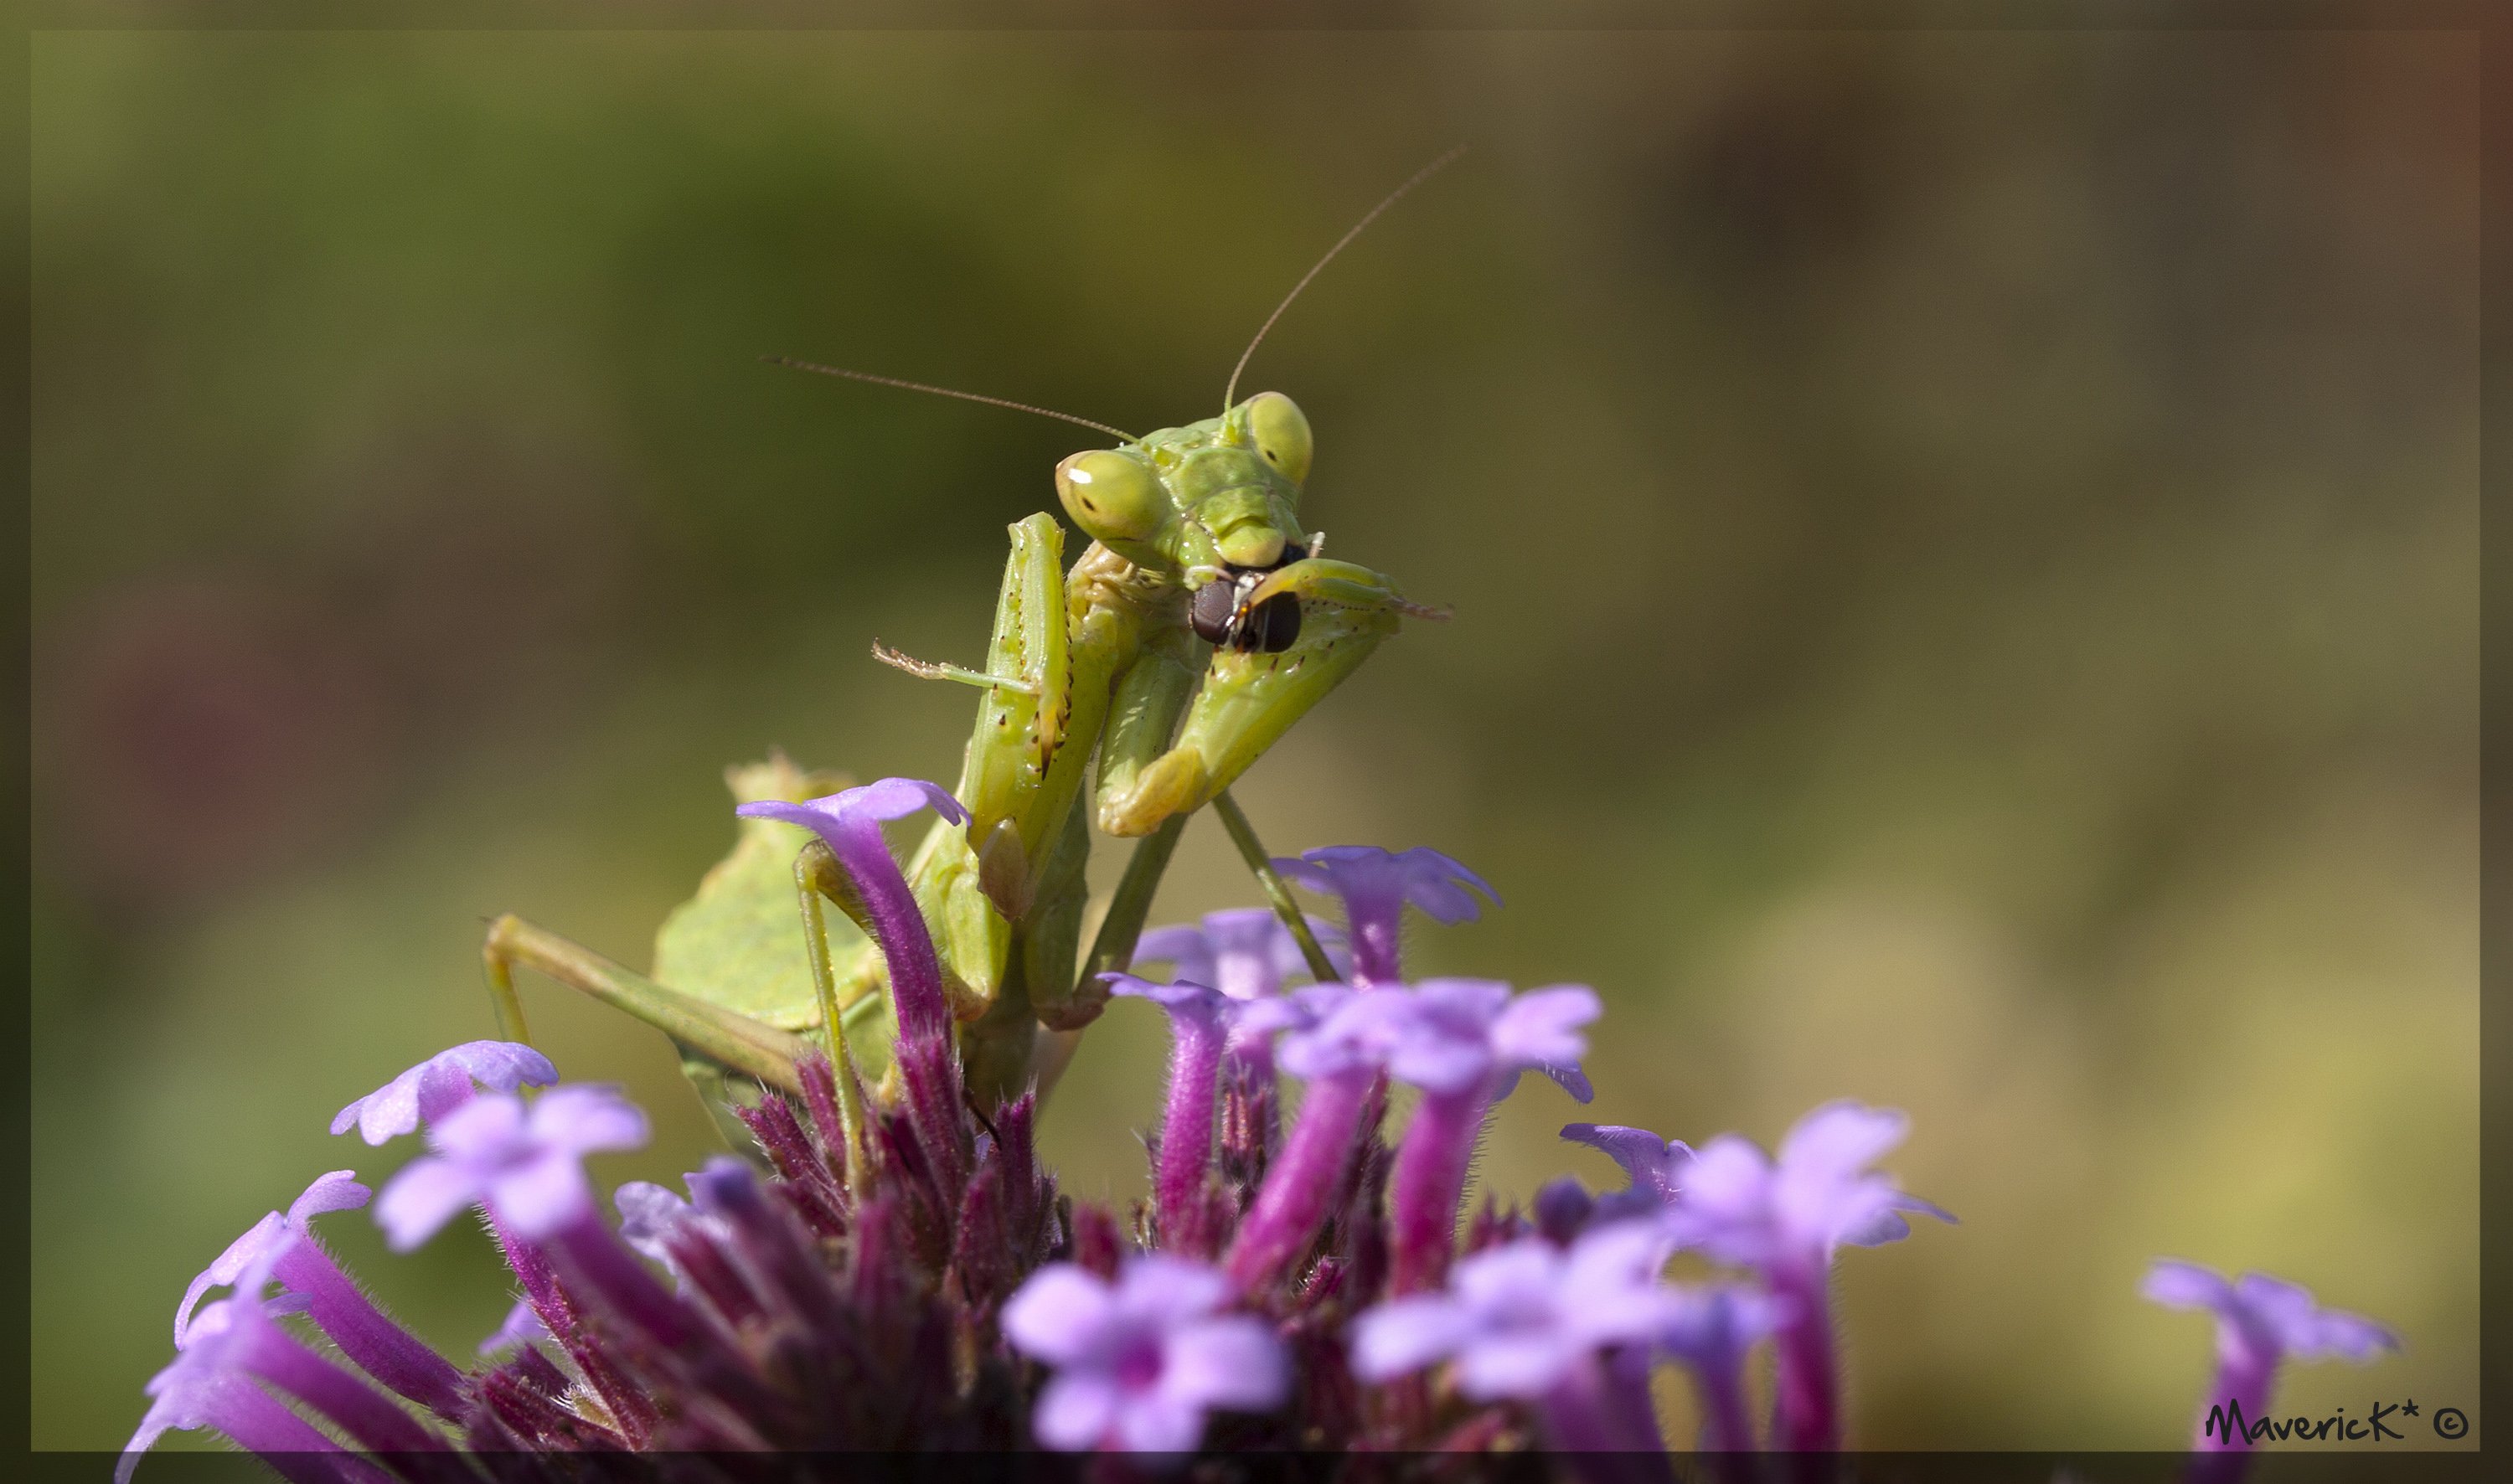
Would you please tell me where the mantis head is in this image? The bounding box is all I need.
[1054,392,1318,651]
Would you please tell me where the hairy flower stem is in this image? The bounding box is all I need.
[1538,1354,1676,1484]
[823,825,950,1043]
[1771,1255,1840,1456]
[1224,1032,1279,1156]
[187,1384,374,1484]
[268,1240,466,1416]
[1153,1013,1225,1239]
[1693,1357,1760,1464]
[235,1324,457,1466]
[2185,1338,2278,1484]
[1226,1066,1373,1291]
[550,1216,700,1351]
[1388,1084,1489,1294]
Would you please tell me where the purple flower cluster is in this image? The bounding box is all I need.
[123,775,2403,1480]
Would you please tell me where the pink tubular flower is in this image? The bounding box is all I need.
[1136,906,1345,1002]
[1668,1101,1953,1455]
[1002,1254,1288,1454]
[330,1041,558,1146]
[1658,1284,1788,1456]
[1561,1123,1694,1218]
[1272,844,1496,986]
[2143,1259,2397,1472]
[173,1171,465,1418]
[1102,973,1246,1250]
[1353,1220,1677,1459]
[374,1085,649,1249]
[735,776,967,1043]
[1375,979,1601,1294]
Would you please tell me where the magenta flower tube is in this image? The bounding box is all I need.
[737,777,967,1043]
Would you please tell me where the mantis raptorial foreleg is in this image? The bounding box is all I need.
[478,152,1471,1136]
[1096,560,1431,837]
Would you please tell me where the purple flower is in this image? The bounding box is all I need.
[1273,985,1396,1082]
[374,1085,649,1249]
[126,1286,390,1484]
[737,776,967,1041]
[1002,1254,1288,1454]
[1667,1100,1952,1455]
[1658,1285,1788,1455]
[2144,1260,2398,1459]
[174,1171,369,1348]
[1669,1101,1953,1267]
[1246,982,1361,1066]
[126,1250,454,1482]
[1379,980,1600,1296]
[476,1297,550,1358]
[1220,981,1382,1291]
[330,1041,558,1146]
[1353,1219,1676,1399]
[1104,974,1246,1248]
[1136,906,1346,1001]
[172,1171,467,1418]
[1272,845,1497,985]
[1378,978,1600,1102]
[1561,1123,1695,1220]
[614,1180,708,1265]
[125,1321,365,1484]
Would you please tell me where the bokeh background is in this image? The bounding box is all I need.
[31,30,2477,1451]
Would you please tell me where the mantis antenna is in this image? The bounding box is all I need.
[1220,144,1470,415]
[763,355,1139,446]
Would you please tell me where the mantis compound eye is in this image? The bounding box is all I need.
[1241,391,1313,487]
[1055,449,1166,544]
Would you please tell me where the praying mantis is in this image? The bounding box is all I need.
[477,152,1460,1126]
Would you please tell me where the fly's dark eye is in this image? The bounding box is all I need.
[1250,592,1303,653]
[1190,580,1236,647]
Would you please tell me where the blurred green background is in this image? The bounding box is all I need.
[31,30,2475,1452]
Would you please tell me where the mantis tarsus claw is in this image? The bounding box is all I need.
[871,640,1041,695]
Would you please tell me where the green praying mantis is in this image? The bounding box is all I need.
[476,152,1460,1129]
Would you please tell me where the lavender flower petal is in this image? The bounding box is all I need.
[375,1085,649,1249]
[1004,1254,1287,1453]
[2144,1258,2399,1462]
[330,1040,558,1146]
[477,1297,550,1358]
[1002,1265,1117,1367]
[1272,845,1498,985]
[1033,1372,1122,1451]
[1561,1125,1695,1208]
[1350,1221,1677,1401]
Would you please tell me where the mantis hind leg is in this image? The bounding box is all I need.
[479,914,813,1146]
